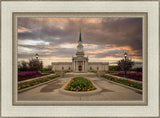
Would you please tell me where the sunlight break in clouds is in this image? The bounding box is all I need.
[18,17,142,66]
[19,40,50,46]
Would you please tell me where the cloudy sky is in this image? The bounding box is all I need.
[18,17,142,66]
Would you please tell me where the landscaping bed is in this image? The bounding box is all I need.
[103,75,142,90]
[111,71,142,81]
[18,75,59,90]
[18,71,50,81]
[65,77,96,92]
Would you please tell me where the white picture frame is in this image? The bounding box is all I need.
[1,0,159,117]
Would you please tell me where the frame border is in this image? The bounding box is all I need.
[12,12,148,106]
[1,0,159,118]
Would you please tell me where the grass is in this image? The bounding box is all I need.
[106,71,118,74]
[18,75,59,90]
[106,70,138,74]
[41,70,54,74]
[103,75,142,90]
[65,77,96,92]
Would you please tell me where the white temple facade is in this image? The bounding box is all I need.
[52,29,109,72]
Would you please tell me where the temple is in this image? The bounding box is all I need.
[52,29,109,72]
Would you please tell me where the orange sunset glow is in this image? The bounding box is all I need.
[18,17,142,66]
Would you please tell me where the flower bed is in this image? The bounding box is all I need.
[114,71,142,81]
[65,77,96,92]
[18,71,51,81]
[18,75,59,90]
[18,71,42,77]
[103,75,142,90]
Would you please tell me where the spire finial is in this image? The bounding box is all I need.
[79,27,82,42]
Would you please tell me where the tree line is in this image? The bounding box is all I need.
[18,58,43,72]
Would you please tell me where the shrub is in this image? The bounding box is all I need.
[118,71,125,75]
[117,71,142,81]
[18,71,42,78]
[109,66,119,71]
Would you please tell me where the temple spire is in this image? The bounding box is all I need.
[79,27,82,42]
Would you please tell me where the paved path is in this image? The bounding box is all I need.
[18,72,142,101]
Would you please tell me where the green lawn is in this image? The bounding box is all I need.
[41,70,54,74]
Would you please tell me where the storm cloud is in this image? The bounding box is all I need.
[18,17,142,66]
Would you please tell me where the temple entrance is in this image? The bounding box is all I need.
[78,65,82,72]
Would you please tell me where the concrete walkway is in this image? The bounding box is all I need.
[18,72,142,101]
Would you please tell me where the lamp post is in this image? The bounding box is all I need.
[35,53,39,76]
[35,53,39,59]
[124,52,127,77]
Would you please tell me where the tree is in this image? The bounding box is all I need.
[46,65,52,71]
[28,58,43,71]
[18,61,29,72]
[43,65,52,71]
[118,58,134,71]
